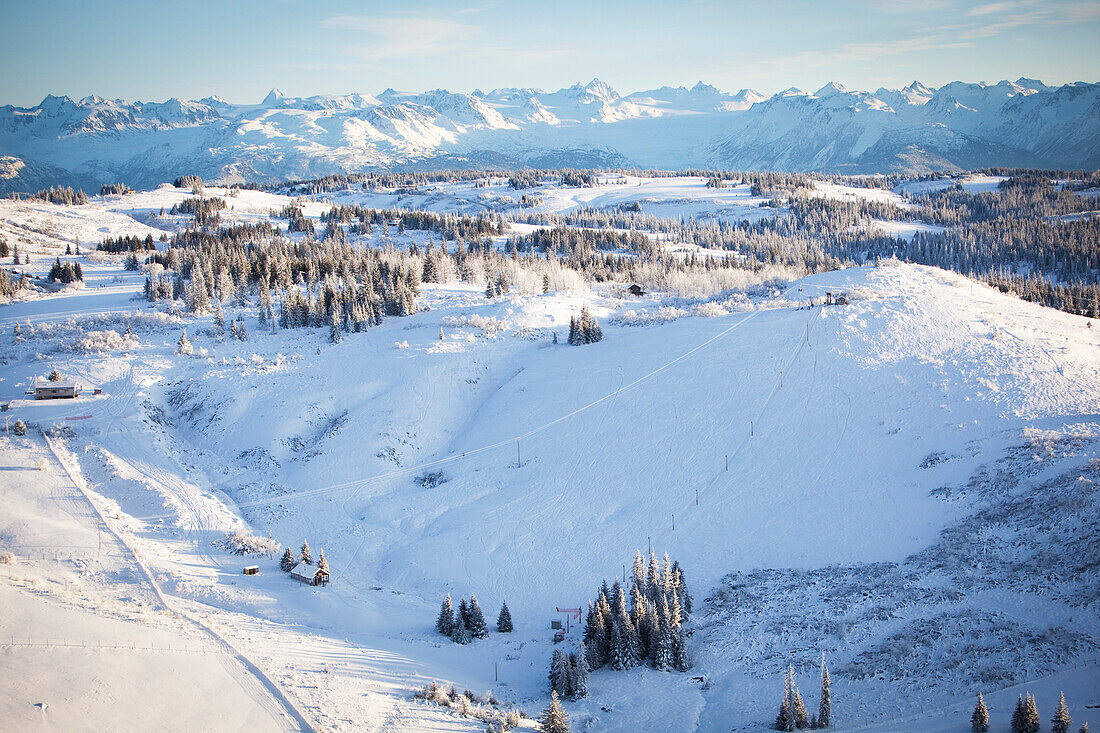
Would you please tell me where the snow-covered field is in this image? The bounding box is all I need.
[0,187,1097,732]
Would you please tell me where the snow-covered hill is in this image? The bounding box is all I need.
[0,185,1097,730]
[2,77,1098,193]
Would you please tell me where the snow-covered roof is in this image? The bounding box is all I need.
[290,561,324,580]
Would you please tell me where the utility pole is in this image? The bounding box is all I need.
[672,514,675,531]
[725,454,728,471]
[648,536,651,555]
[695,489,698,506]
[516,439,521,466]
[750,420,754,437]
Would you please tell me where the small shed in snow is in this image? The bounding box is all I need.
[290,561,329,586]
[627,284,645,297]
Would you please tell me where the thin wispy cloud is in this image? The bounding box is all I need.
[322,14,478,62]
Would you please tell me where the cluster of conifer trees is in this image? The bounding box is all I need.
[435,594,512,644]
[99,234,156,253]
[12,186,90,205]
[567,306,602,345]
[548,645,588,700]
[775,659,831,730]
[970,690,1088,733]
[99,183,134,196]
[0,268,30,298]
[170,196,226,228]
[47,257,82,283]
[582,551,691,674]
[279,540,328,578]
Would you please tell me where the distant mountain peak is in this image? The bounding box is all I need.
[262,88,287,106]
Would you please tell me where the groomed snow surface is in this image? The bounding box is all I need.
[1,194,1098,732]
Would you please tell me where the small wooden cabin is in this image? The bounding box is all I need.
[627,284,645,297]
[243,565,259,576]
[290,561,329,586]
[35,384,78,400]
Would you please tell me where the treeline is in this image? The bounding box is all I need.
[319,202,505,241]
[99,234,157,253]
[99,183,134,196]
[5,186,90,205]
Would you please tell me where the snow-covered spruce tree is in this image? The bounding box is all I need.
[819,656,832,728]
[1079,724,1090,733]
[177,330,192,355]
[12,420,26,436]
[213,302,225,337]
[572,642,589,699]
[496,601,513,632]
[539,690,570,733]
[48,368,61,382]
[187,265,209,313]
[970,693,989,732]
[1052,693,1072,733]
[652,622,674,671]
[608,623,628,671]
[280,547,296,572]
[300,540,313,565]
[329,310,341,344]
[451,619,472,645]
[457,597,471,630]
[436,595,456,636]
[1013,695,1027,733]
[550,649,571,699]
[230,320,239,340]
[671,626,690,672]
[316,550,328,576]
[613,591,641,668]
[1024,693,1040,733]
[467,595,489,639]
[776,690,794,732]
[236,319,247,341]
[791,674,809,729]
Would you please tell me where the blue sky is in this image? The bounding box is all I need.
[1,0,1098,105]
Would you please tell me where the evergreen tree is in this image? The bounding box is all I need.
[230,320,240,339]
[213,302,225,336]
[671,626,689,672]
[1079,724,1090,733]
[496,601,513,632]
[819,656,832,728]
[1052,693,1072,733]
[1013,695,1027,733]
[452,619,472,645]
[458,597,471,630]
[467,595,489,639]
[280,547,296,572]
[300,540,313,565]
[549,649,571,698]
[792,686,809,730]
[177,329,192,355]
[329,309,341,343]
[1024,693,1040,733]
[539,690,570,733]
[436,594,456,636]
[652,623,674,671]
[48,368,61,382]
[316,549,328,576]
[608,623,628,671]
[572,642,589,700]
[12,419,26,436]
[236,319,247,341]
[776,674,795,733]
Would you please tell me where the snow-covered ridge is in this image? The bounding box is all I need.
[0,77,1097,193]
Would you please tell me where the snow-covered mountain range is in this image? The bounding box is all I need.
[1,77,1097,192]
